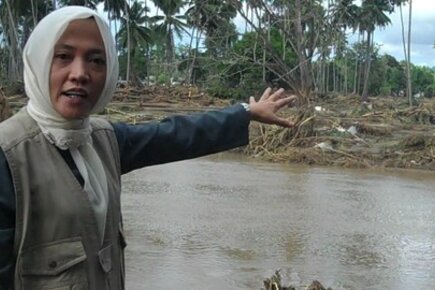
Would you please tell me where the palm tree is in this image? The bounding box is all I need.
[103,0,126,26]
[400,0,412,106]
[406,0,412,106]
[270,0,291,61]
[185,0,240,84]
[104,0,126,18]
[102,0,131,82]
[151,0,190,85]
[185,0,209,83]
[117,1,151,84]
[186,1,238,47]
[331,0,359,95]
[359,0,391,102]
[103,0,127,57]
[293,0,325,99]
[58,0,98,9]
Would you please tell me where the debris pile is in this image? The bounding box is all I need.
[246,94,435,171]
[2,86,434,171]
[263,270,332,290]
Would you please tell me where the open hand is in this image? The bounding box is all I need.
[248,88,296,128]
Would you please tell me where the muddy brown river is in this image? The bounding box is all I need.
[121,153,435,290]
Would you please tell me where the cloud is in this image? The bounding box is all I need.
[379,42,435,67]
[374,0,435,66]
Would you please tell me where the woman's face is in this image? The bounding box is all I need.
[50,18,107,119]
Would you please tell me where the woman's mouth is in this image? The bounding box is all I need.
[62,89,88,99]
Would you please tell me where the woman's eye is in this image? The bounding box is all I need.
[53,53,73,63]
[90,57,106,65]
[55,53,70,60]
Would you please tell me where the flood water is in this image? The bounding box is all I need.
[121,153,435,290]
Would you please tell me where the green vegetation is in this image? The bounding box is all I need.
[0,0,433,102]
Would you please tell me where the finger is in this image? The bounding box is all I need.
[274,117,295,128]
[249,96,256,104]
[276,95,297,108]
[259,87,272,102]
[269,88,285,101]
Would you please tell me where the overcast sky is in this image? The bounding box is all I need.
[374,0,435,67]
[99,1,434,67]
[232,0,435,67]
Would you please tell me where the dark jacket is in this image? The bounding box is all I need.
[0,104,250,289]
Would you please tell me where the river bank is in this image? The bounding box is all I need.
[1,85,434,171]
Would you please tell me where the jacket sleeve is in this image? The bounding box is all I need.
[0,147,15,289]
[112,104,250,174]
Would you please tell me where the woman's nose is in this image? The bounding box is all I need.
[69,58,90,83]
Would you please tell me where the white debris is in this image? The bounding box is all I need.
[336,126,346,133]
[314,142,334,151]
[347,126,358,135]
[335,125,358,135]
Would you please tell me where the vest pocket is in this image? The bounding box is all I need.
[98,244,112,273]
[20,237,88,289]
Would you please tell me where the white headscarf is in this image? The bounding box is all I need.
[23,6,119,244]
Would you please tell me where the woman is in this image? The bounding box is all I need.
[0,6,294,290]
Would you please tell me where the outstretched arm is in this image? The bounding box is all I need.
[249,87,296,128]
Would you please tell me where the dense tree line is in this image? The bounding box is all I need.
[0,0,433,103]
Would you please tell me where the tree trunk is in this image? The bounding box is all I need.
[357,32,367,95]
[294,0,312,100]
[30,0,37,27]
[105,0,112,30]
[144,0,151,85]
[400,3,412,104]
[321,58,326,94]
[333,55,336,93]
[245,4,248,33]
[344,54,348,96]
[318,60,324,94]
[5,0,22,81]
[282,9,287,61]
[361,31,373,102]
[263,34,267,82]
[165,29,174,86]
[352,33,361,94]
[114,14,119,51]
[406,0,413,106]
[187,28,201,84]
[253,33,258,63]
[185,26,196,84]
[263,13,270,82]
[352,57,358,94]
[125,0,131,83]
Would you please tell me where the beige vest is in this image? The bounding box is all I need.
[0,108,126,290]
